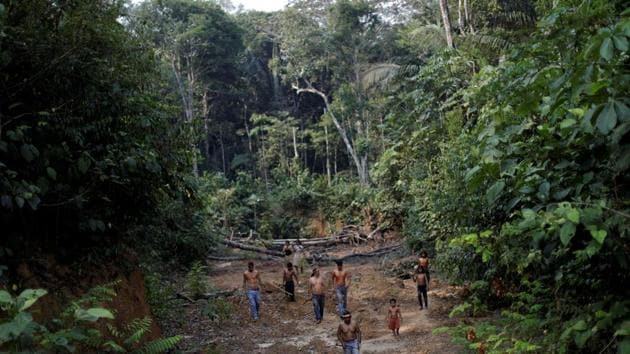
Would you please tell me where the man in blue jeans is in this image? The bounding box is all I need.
[337,311,361,354]
[243,261,263,321]
[308,267,326,324]
[332,260,351,315]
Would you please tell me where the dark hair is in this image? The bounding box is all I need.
[341,310,351,318]
[247,261,254,267]
[335,260,343,266]
[287,262,293,267]
[389,298,396,303]
[420,250,428,257]
[285,241,290,244]
[311,268,318,277]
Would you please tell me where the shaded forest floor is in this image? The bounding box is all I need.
[161,242,466,353]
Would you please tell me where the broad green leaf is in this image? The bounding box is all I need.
[591,229,607,244]
[486,180,505,204]
[596,103,617,134]
[574,328,592,348]
[75,307,114,322]
[573,320,588,331]
[560,222,576,246]
[16,289,47,311]
[615,101,630,123]
[615,321,630,336]
[613,35,629,52]
[559,118,576,129]
[20,144,34,162]
[567,209,580,223]
[0,311,33,343]
[77,156,91,174]
[46,167,57,180]
[0,291,13,308]
[600,37,614,61]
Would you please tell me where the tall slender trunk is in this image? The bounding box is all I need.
[292,127,299,158]
[219,127,226,174]
[170,53,198,176]
[324,125,331,185]
[464,0,474,33]
[202,91,211,171]
[271,40,281,107]
[439,0,455,49]
[294,85,369,185]
[458,0,464,32]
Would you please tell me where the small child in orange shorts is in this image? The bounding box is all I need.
[386,298,402,336]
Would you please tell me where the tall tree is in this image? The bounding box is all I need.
[438,0,454,48]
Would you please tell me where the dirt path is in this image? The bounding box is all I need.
[161,245,464,353]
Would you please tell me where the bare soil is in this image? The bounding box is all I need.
[161,243,465,353]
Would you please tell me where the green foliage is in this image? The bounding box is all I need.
[185,261,208,299]
[0,285,180,353]
[203,298,234,323]
[143,272,175,322]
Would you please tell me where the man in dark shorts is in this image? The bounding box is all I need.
[282,262,299,301]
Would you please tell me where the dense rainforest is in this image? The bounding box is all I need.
[0,0,629,353]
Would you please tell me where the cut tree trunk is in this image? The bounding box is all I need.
[221,239,284,257]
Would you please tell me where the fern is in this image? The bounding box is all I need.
[123,317,152,346]
[131,335,182,354]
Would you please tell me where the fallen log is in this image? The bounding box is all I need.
[176,289,239,303]
[221,239,284,257]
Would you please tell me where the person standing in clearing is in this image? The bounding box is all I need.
[337,311,361,354]
[385,298,402,336]
[332,260,351,315]
[418,250,430,286]
[414,267,429,310]
[282,262,299,302]
[292,239,305,274]
[243,261,263,321]
[309,267,326,324]
[283,241,293,257]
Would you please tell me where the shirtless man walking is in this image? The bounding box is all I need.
[308,268,326,324]
[243,261,263,321]
[337,311,361,354]
[282,262,299,302]
[332,260,351,315]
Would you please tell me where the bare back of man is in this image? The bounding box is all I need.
[283,269,296,282]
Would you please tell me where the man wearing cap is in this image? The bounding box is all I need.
[337,311,361,354]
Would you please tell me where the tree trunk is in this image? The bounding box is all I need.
[219,127,226,174]
[458,0,464,32]
[221,239,284,257]
[464,0,474,33]
[202,91,211,171]
[293,84,369,185]
[439,0,455,49]
[324,125,331,185]
[292,127,299,158]
[170,54,198,176]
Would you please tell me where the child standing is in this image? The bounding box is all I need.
[386,298,402,336]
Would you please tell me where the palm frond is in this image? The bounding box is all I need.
[360,63,400,90]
